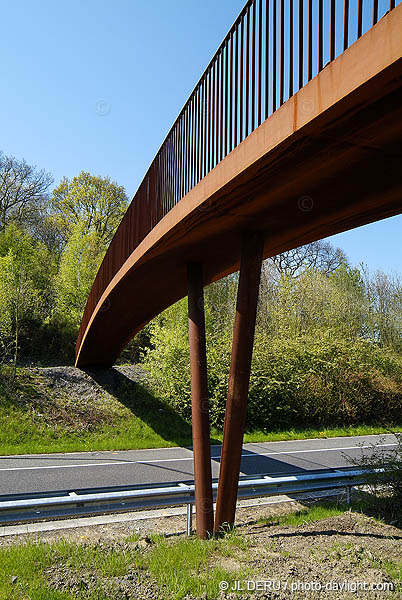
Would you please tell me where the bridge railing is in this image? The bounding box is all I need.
[77,0,398,353]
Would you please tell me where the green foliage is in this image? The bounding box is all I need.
[54,222,105,332]
[145,267,402,432]
[348,432,402,524]
[0,224,56,368]
[50,171,128,245]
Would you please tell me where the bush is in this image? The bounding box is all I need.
[145,319,402,431]
[348,432,402,524]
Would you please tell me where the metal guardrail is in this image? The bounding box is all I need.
[0,467,380,534]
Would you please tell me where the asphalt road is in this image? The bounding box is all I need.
[0,434,398,496]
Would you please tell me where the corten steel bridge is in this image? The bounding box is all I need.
[76,0,402,538]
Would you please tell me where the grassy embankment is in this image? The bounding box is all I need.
[0,501,401,599]
[0,367,400,456]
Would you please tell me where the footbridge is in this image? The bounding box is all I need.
[76,0,402,537]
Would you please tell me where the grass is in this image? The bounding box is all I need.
[241,424,402,444]
[0,367,400,455]
[257,501,350,527]
[0,530,251,600]
[0,502,401,598]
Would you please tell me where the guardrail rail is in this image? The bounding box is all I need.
[0,467,383,534]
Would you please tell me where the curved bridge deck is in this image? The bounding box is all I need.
[76,3,402,367]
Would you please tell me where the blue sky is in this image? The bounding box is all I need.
[1,0,400,273]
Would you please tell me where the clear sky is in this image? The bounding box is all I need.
[1,0,400,273]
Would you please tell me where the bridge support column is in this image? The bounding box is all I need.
[214,232,263,533]
[187,263,214,538]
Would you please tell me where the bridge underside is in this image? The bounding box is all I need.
[76,8,402,368]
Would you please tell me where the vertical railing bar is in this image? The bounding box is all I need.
[182,110,186,198]
[184,104,188,196]
[176,120,180,203]
[258,0,262,124]
[216,52,220,163]
[170,130,174,207]
[200,80,204,181]
[189,96,193,190]
[193,93,197,188]
[199,81,203,181]
[245,9,250,136]
[175,122,179,204]
[211,60,215,168]
[187,101,191,193]
[220,49,224,160]
[209,66,213,171]
[280,0,284,104]
[251,0,256,131]
[196,86,200,185]
[265,0,270,119]
[343,0,349,51]
[229,35,233,152]
[203,76,207,177]
[179,115,183,200]
[208,67,212,172]
[163,137,168,214]
[373,0,378,25]
[308,0,312,81]
[170,131,174,207]
[206,73,209,175]
[224,42,229,157]
[289,0,293,97]
[167,133,171,209]
[179,112,183,199]
[330,0,335,62]
[161,146,166,217]
[298,0,303,90]
[174,120,178,203]
[200,82,203,182]
[390,0,395,10]
[273,0,277,111]
[240,16,244,139]
[234,27,239,146]
[357,0,363,38]
[318,0,323,70]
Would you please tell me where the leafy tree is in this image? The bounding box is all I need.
[54,222,105,333]
[0,152,53,231]
[0,224,55,380]
[50,172,128,245]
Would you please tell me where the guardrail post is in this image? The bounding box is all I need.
[345,485,351,505]
[187,263,214,538]
[214,232,263,533]
[186,503,193,535]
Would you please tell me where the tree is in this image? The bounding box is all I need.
[0,224,55,381]
[54,222,105,332]
[50,172,128,245]
[269,240,346,278]
[0,152,53,231]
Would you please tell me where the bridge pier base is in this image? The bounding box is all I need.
[214,232,263,533]
[187,263,214,538]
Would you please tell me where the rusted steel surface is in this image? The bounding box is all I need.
[187,264,214,538]
[214,233,264,532]
[76,2,402,366]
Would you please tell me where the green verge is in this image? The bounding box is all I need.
[0,368,400,455]
[0,502,401,599]
[0,531,251,600]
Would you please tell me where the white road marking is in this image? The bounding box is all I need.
[0,443,397,472]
